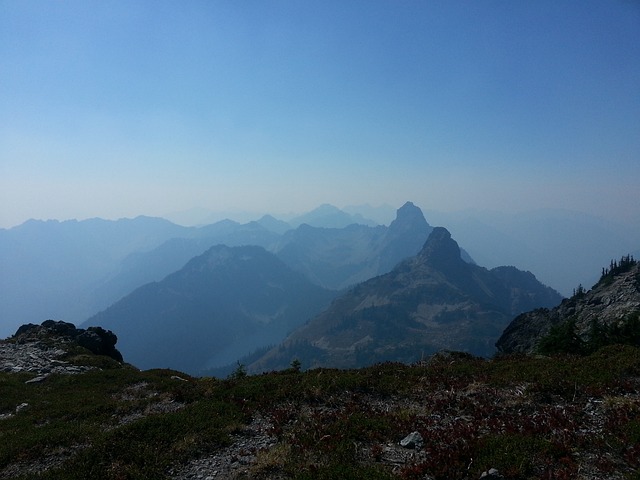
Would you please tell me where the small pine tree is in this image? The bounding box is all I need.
[572,284,586,299]
[290,358,302,372]
[537,319,585,355]
[585,319,608,354]
[229,361,247,380]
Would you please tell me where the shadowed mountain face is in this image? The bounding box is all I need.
[86,245,336,374]
[250,228,562,372]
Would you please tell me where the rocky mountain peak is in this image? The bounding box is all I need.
[417,227,463,270]
[389,201,429,232]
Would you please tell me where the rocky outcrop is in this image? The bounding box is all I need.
[0,339,94,378]
[10,320,123,362]
[496,260,640,354]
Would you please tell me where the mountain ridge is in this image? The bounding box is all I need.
[250,227,562,372]
[85,244,336,374]
[497,257,640,354]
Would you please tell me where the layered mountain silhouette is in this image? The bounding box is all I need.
[90,221,281,313]
[92,202,444,331]
[86,245,336,374]
[497,257,640,354]
[272,202,446,290]
[250,228,562,372]
[423,209,640,297]
[1,202,449,338]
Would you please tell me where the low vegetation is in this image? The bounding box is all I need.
[537,312,640,356]
[1,344,639,479]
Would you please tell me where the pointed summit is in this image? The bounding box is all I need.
[418,227,463,270]
[378,202,432,273]
[388,201,429,233]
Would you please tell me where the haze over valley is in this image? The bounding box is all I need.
[1,201,638,375]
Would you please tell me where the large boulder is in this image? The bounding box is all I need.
[12,320,123,362]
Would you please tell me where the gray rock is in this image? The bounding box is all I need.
[25,375,48,384]
[480,468,502,478]
[400,431,423,449]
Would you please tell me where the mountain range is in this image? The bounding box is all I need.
[0,202,445,337]
[2,201,637,371]
[0,216,194,337]
[271,202,474,290]
[0,206,378,337]
[250,227,562,372]
[82,202,444,374]
[424,208,640,296]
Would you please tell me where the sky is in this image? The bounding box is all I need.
[1,0,639,228]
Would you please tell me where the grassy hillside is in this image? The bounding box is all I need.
[1,345,639,479]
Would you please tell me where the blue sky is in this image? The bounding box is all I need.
[1,0,639,227]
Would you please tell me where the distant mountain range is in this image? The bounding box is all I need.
[2,201,637,349]
[271,202,466,290]
[0,207,381,336]
[288,203,379,228]
[82,203,455,373]
[0,202,447,337]
[250,228,562,372]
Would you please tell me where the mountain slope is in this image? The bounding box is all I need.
[251,228,562,372]
[3,336,639,479]
[497,257,640,354]
[86,245,336,374]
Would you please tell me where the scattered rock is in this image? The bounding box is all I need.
[400,431,424,449]
[25,375,48,384]
[169,413,277,479]
[0,339,93,377]
[480,467,503,478]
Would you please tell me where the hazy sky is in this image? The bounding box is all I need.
[1,1,639,228]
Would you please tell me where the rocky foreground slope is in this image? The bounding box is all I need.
[497,258,640,354]
[1,320,639,479]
